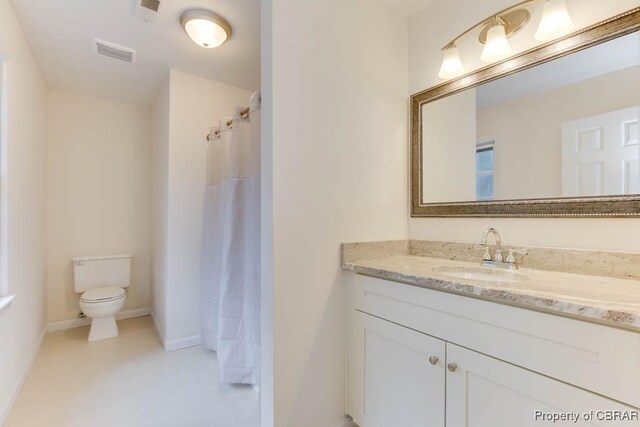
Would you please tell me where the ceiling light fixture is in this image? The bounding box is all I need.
[180,9,232,49]
[437,0,575,79]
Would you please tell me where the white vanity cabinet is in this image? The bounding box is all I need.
[349,311,445,427]
[446,344,635,427]
[346,274,640,427]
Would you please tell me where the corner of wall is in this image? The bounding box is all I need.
[150,73,171,347]
[0,324,46,425]
[150,310,166,349]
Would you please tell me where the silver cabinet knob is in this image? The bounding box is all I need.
[428,356,439,365]
[447,363,458,372]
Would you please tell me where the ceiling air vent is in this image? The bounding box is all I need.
[141,0,160,12]
[136,0,163,23]
[94,39,136,63]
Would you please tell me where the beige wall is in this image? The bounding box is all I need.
[478,66,640,200]
[0,0,48,421]
[423,89,476,203]
[46,91,151,322]
[264,0,409,425]
[150,75,170,341]
[408,0,640,252]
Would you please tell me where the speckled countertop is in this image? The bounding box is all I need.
[342,255,640,331]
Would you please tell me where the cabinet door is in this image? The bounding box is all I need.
[349,311,445,427]
[446,343,639,427]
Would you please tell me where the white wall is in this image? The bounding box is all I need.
[0,0,48,421]
[151,70,251,346]
[408,0,640,252]
[150,75,170,341]
[264,0,409,425]
[260,0,274,422]
[46,91,151,323]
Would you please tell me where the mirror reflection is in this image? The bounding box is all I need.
[422,32,640,203]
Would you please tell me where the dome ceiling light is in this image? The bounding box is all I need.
[180,9,232,49]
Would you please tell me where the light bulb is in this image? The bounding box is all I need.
[438,45,465,79]
[535,0,574,42]
[185,19,228,48]
[481,22,512,63]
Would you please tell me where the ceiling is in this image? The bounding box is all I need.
[477,32,640,109]
[380,0,437,17]
[10,0,261,106]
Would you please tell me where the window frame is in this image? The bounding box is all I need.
[475,138,497,201]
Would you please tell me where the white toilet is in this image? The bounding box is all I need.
[73,254,132,342]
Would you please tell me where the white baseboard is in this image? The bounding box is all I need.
[46,307,150,332]
[329,417,357,427]
[150,311,166,348]
[0,325,46,425]
[149,311,201,352]
[163,334,202,352]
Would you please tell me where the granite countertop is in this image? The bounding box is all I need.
[342,255,640,331]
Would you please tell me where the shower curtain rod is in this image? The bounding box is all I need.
[206,106,250,142]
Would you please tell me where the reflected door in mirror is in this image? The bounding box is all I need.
[562,107,640,197]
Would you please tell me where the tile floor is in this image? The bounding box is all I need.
[4,316,260,427]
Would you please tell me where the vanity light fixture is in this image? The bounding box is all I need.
[438,0,574,79]
[180,9,232,49]
[481,18,513,63]
[535,0,575,42]
[438,44,465,79]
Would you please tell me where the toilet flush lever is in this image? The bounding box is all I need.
[74,261,84,266]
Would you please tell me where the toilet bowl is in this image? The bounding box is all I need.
[73,254,132,342]
[79,286,126,342]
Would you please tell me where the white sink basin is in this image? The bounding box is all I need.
[433,265,529,284]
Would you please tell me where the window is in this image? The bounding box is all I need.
[476,140,495,200]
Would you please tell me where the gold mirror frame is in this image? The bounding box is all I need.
[411,7,640,218]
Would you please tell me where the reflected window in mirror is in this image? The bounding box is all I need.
[476,140,495,201]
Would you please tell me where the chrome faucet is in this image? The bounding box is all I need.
[478,228,527,270]
[480,227,503,263]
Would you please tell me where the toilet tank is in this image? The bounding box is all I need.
[73,254,132,293]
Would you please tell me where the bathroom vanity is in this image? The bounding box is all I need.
[345,7,640,426]
[342,241,640,427]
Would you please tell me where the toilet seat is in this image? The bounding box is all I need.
[80,286,125,303]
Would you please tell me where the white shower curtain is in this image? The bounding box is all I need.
[201,91,261,385]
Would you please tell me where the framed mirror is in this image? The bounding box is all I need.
[411,7,640,217]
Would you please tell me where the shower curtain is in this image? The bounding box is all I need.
[201,91,261,385]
